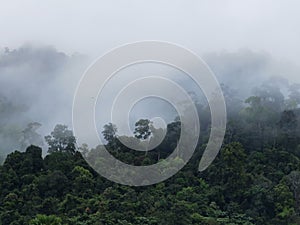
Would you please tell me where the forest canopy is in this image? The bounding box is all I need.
[1,79,300,224]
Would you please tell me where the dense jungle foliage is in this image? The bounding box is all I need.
[2,82,300,224]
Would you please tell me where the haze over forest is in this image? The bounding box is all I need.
[1,44,300,158]
[1,1,300,224]
[1,0,300,157]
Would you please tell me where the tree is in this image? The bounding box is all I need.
[286,83,300,109]
[102,123,117,145]
[134,119,152,156]
[20,122,43,151]
[78,143,89,158]
[45,124,76,154]
[3,146,44,176]
[278,110,298,150]
[134,119,152,140]
[71,166,95,197]
[287,171,300,213]
[242,96,278,150]
[36,170,69,198]
[221,83,243,118]
[29,214,62,225]
[253,82,285,112]
[272,182,295,222]
[205,142,248,203]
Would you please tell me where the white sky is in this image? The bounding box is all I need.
[0,0,299,64]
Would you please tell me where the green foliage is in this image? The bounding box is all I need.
[3,84,300,224]
[29,214,62,225]
[45,124,76,154]
[134,119,152,140]
[273,182,295,219]
[102,123,117,144]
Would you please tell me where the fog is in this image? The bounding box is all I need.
[1,1,300,63]
[0,45,88,156]
[1,0,300,157]
[1,44,300,157]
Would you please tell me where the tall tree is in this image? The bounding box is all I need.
[45,124,76,154]
[102,123,117,145]
[278,110,298,151]
[134,119,152,140]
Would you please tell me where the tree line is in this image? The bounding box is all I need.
[1,81,300,224]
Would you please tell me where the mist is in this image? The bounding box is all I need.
[0,45,88,157]
[1,44,300,158]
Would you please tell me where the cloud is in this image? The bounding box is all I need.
[0,1,300,64]
[0,44,88,155]
[1,44,300,157]
[204,49,300,98]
